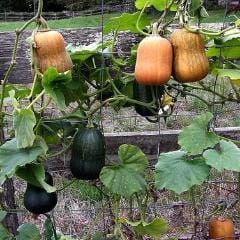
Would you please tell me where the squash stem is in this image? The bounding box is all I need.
[26,89,45,109]
[136,1,150,36]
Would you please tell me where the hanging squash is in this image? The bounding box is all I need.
[170,28,209,83]
[209,217,235,240]
[70,127,105,180]
[135,24,173,86]
[32,30,73,74]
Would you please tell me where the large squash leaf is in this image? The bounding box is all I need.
[123,218,168,238]
[178,112,219,155]
[0,137,47,185]
[13,108,36,149]
[104,12,150,34]
[203,140,240,172]
[100,144,148,198]
[155,150,209,194]
[42,68,72,110]
[0,224,14,240]
[16,223,40,240]
[16,164,56,193]
[211,68,240,86]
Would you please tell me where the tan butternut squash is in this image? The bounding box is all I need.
[170,28,209,83]
[135,31,173,86]
[33,30,73,74]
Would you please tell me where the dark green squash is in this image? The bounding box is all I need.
[24,172,57,214]
[133,81,164,116]
[70,127,105,180]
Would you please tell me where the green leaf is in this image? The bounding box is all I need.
[9,90,20,109]
[92,232,104,240]
[0,137,48,185]
[155,150,210,194]
[0,224,14,240]
[212,68,240,79]
[200,6,209,18]
[44,216,54,240]
[135,0,177,11]
[125,218,168,238]
[178,112,219,155]
[190,0,201,13]
[104,12,150,34]
[207,38,240,59]
[13,109,36,149]
[100,144,148,197]
[68,41,111,62]
[203,140,240,172]
[0,85,30,101]
[16,223,40,240]
[0,211,7,222]
[42,68,72,110]
[16,164,56,193]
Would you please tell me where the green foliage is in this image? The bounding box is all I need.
[0,137,47,185]
[44,216,54,240]
[207,29,240,59]
[155,150,210,194]
[212,69,240,86]
[16,164,56,193]
[125,218,168,238]
[135,0,177,11]
[203,140,240,172]
[0,211,6,222]
[42,68,72,110]
[104,12,150,34]
[100,144,148,198]
[178,112,220,155]
[0,224,14,240]
[64,179,103,202]
[16,223,40,240]
[13,109,36,149]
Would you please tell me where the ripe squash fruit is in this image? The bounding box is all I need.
[70,127,105,180]
[135,28,173,85]
[33,30,73,74]
[24,172,57,214]
[170,28,209,83]
[209,217,235,240]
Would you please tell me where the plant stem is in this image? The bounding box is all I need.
[184,24,236,36]
[26,90,45,109]
[219,136,240,145]
[136,1,150,36]
[57,180,77,192]
[190,187,198,236]
[157,0,175,27]
[167,83,211,108]
[198,82,240,103]
[46,130,78,159]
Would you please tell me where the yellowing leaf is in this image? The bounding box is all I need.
[161,93,174,107]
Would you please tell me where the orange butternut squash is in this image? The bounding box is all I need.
[135,30,173,86]
[33,30,73,74]
[209,217,235,240]
[170,28,209,83]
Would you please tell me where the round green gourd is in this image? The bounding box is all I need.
[24,172,57,214]
[70,127,105,180]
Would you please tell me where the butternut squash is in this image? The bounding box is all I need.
[170,29,209,83]
[135,31,173,85]
[33,30,73,74]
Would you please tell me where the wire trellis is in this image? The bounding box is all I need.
[1,1,240,240]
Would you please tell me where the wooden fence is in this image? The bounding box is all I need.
[0,4,134,21]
